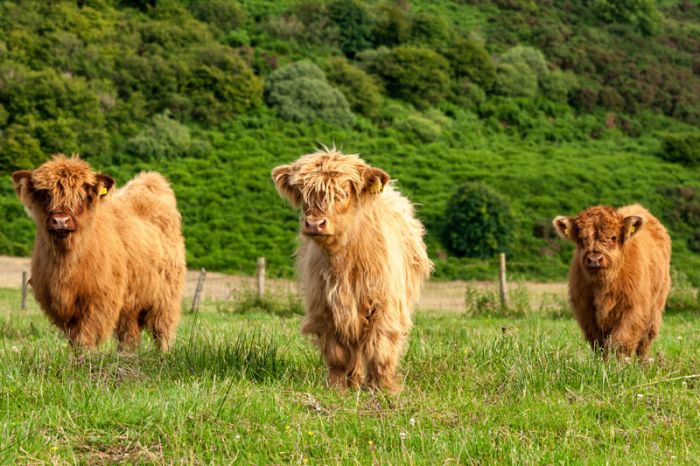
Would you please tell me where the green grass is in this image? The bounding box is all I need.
[0,288,698,463]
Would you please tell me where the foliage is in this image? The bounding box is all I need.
[188,0,246,34]
[361,46,450,108]
[324,57,382,119]
[443,38,496,91]
[590,0,661,36]
[126,112,210,160]
[441,183,514,259]
[372,0,412,47]
[328,0,373,57]
[1,0,700,284]
[659,132,700,167]
[264,61,355,127]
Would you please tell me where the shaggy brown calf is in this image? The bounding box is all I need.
[553,204,671,357]
[272,149,433,392]
[12,154,185,351]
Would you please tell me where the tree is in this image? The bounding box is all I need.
[441,183,514,258]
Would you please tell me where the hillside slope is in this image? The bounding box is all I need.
[1,0,699,283]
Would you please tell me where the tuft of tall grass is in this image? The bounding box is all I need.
[216,290,304,317]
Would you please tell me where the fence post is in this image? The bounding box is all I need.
[21,271,28,311]
[499,253,508,309]
[257,257,266,299]
[191,268,206,313]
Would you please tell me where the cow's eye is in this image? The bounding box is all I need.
[32,189,50,204]
[611,236,617,241]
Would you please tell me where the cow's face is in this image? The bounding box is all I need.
[553,206,643,277]
[272,150,389,250]
[12,154,114,245]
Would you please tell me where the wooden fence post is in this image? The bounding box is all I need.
[191,268,206,313]
[21,271,28,311]
[257,257,266,299]
[498,253,508,309]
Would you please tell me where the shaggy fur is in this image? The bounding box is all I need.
[553,204,671,357]
[272,149,433,392]
[12,154,185,351]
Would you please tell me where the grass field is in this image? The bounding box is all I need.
[0,288,699,464]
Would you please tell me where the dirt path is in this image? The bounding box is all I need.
[0,255,567,312]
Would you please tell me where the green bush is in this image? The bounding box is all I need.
[372,1,412,47]
[188,0,246,33]
[591,0,661,36]
[185,46,263,124]
[441,183,514,259]
[659,132,700,166]
[264,61,355,127]
[500,45,549,81]
[394,114,442,143]
[410,11,451,48]
[362,46,450,108]
[329,0,373,56]
[324,57,382,119]
[126,112,210,160]
[540,69,578,103]
[443,38,496,90]
[494,61,538,98]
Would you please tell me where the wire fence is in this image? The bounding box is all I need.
[3,256,567,313]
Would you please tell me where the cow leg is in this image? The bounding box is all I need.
[365,328,404,394]
[66,303,116,349]
[572,301,604,352]
[322,333,353,390]
[636,310,662,358]
[146,302,180,352]
[608,309,647,358]
[116,312,142,352]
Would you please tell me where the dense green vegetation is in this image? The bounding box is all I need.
[1,0,700,282]
[1,288,699,463]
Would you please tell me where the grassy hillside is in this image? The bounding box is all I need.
[1,0,699,282]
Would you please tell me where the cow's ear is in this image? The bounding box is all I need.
[11,170,32,199]
[96,174,115,198]
[271,164,302,208]
[622,215,643,242]
[553,216,575,241]
[361,167,390,196]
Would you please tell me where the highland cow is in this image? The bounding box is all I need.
[553,204,671,357]
[12,154,185,351]
[272,149,433,392]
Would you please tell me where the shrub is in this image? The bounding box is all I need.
[659,132,700,166]
[410,11,451,48]
[540,69,578,103]
[324,57,382,119]
[591,0,661,36]
[394,114,442,143]
[500,45,549,81]
[185,46,263,124]
[443,38,496,90]
[329,0,373,57]
[494,61,538,98]
[363,46,450,108]
[264,61,355,127]
[188,0,246,33]
[441,183,514,259]
[372,0,412,47]
[126,112,210,160]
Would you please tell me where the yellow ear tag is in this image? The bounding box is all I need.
[564,227,569,237]
[628,226,635,236]
[99,186,108,196]
[369,178,383,194]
